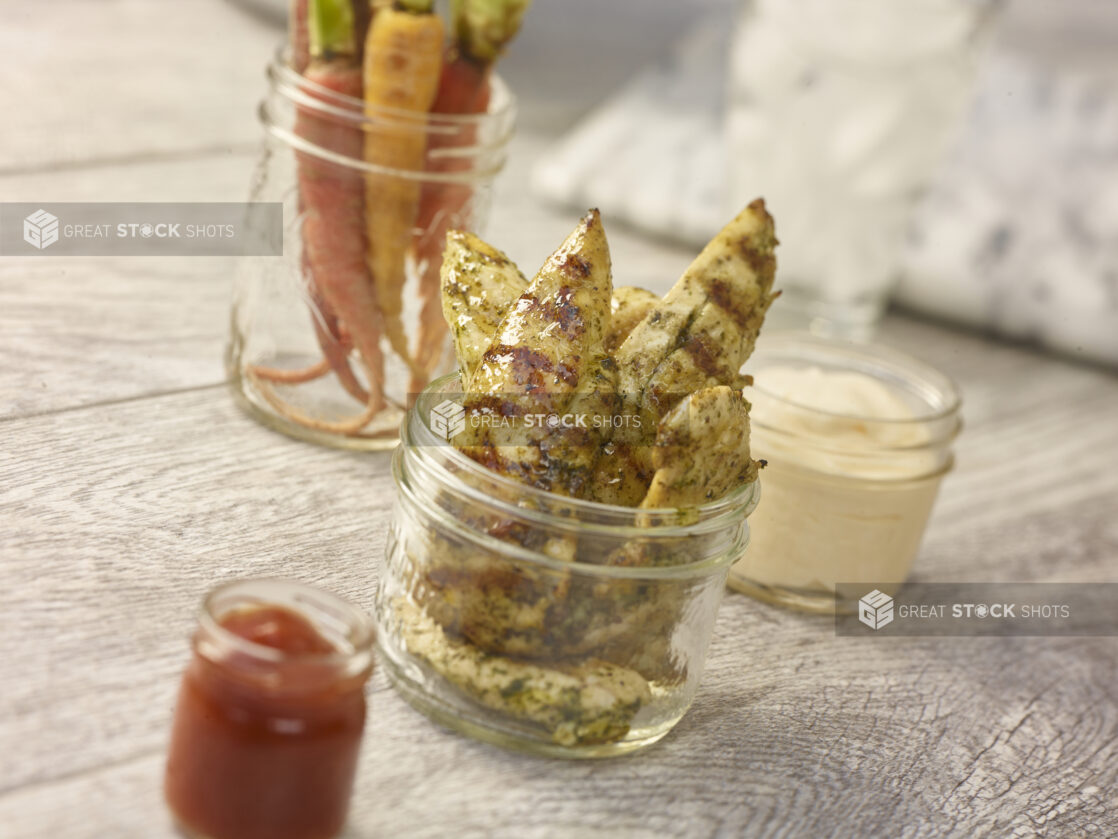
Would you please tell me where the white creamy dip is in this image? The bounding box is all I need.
[730,364,949,606]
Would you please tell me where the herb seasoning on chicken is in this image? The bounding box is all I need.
[387,203,777,747]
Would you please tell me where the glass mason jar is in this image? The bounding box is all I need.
[165,579,376,839]
[376,375,760,757]
[227,49,516,449]
[727,333,962,613]
[726,0,1001,338]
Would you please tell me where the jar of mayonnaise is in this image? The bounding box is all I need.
[728,332,962,612]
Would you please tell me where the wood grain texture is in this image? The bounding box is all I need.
[0,388,395,794]
[0,153,262,419]
[2,335,1117,837]
[0,0,274,171]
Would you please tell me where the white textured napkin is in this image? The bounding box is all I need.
[532,18,1118,366]
[899,55,1118,366]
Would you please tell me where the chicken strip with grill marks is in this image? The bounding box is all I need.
[395,598,651,746]
[640,385,760,510]
[440,230,527,384]
[588,199,777,505]
[458,209,613,498]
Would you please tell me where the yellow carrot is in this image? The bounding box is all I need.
[363,3,444,384]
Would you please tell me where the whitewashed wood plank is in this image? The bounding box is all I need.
[1,628,1114,838]
[0,152,261,419]
[0,0,276,169]
[0,254,230,419]
[0,387,396,793]
[0,149,259,205]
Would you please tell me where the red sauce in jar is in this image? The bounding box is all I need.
[165,591,373,839]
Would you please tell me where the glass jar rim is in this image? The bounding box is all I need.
[398,373,760,579]
[394,446,754,581]
[269,46,517,128]
[747,332,963,434]
[261,51,516,183]
[197,578,376,668]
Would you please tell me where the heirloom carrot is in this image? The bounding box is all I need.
[410,0,531,392]
[252,0,388,430]
[290,0,310,72]
[362,0,444,382]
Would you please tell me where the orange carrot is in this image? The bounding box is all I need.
[297,58,387,416]
[268,0,387,429]
[362,2,444,384]
[409,58,489,392]
[409,0,531,393]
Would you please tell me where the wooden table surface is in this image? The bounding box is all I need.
[2,2,1116,837]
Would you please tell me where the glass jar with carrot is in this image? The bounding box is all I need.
[228,0,525,448]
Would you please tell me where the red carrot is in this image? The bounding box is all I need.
[252,0,372,405]
[289,0,388,426]
[297,64,386,414]
[409,0,531,393]
[290,0,310,72]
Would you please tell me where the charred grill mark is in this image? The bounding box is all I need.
[463,444,555,493]
[479,344,557,391]
[559,253,592,278]
[740,242,775,282]
[531,286,587,342]
[463,445,512,474]
[683,334,725,379]
[735,223,777,280]
[555,360,579,387]
[467,393,527,418]
[707,278,747,328]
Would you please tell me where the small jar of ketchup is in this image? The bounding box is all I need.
[165,579,375,839]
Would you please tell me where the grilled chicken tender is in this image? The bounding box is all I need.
[416,525,686,679]
[441,234,658,383]
[640,386,760,510]
[605,286,659,353]
[458,209,614,497]
[440,230,528,383]
[395,598,651,746]
[616,199,777,417]
[411,205,777,715]
[589,199,778,505]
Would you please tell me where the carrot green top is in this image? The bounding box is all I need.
[395,0,435,12]
[308,0,356,58]
[451,0,533,65]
